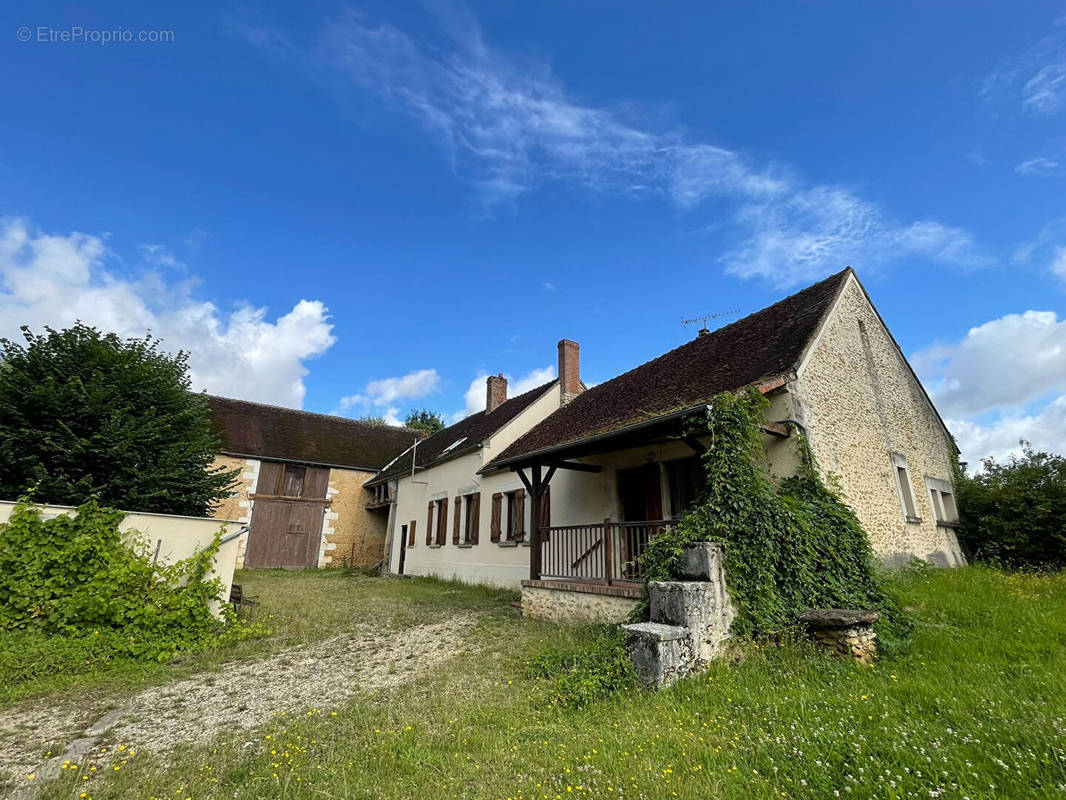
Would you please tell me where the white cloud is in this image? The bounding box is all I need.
[948,397,1066,470]
[0,217,335,408]
[242,7,984,287]
[982,26,1066,116]
[915,309,1066,466]
[1014,156,1061,176]
[542,282,557,291]
[914,310,1066,418]
[338,368,442,422]
[456,364,556,419]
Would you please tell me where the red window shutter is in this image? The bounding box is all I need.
[453,497,462,544]
[471,493,481,545]
[439,497,448,545]
[426,501,434,545]
[409,520,416,546]
[514,488,526,542]
[490,493,502,543]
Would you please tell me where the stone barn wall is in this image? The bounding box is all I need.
[322,467,388,568]
[210,455,258,568]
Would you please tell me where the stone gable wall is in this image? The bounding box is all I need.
[793,276,963,566]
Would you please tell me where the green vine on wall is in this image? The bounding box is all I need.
[637,388,910,646]
[0,499,253,662]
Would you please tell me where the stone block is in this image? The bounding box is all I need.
[621,622,693,687]
[677,541,726,581]
[650,580,734,663]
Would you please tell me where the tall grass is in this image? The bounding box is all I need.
[27,566,1066,800]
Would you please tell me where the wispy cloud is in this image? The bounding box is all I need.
[982,22,1066,116]
[0,217,335,408]
[542,281,556,291]
[240,6,986,287]
[137,243,185,270]
[1014,156,1061,176]
[1014,215,1066,285]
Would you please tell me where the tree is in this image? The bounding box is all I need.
[404,408,445,436]
[0,323,237,516]
[955,442,1066,569]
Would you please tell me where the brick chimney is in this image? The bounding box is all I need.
[558,339,581,404]
[486,373,507,413]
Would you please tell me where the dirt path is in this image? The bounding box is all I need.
[0,616,475,788]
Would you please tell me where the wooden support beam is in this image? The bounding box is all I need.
[760,422,791,439]
[514,467,534,495]
[683,436,707,455]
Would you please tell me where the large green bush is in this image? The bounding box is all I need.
[0,323,237,516]
[0,499,233,661]
[955,443,1066,569]
[638,388,908,644]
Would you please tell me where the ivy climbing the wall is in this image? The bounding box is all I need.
[638,388,910,648]
[0,499,253,664]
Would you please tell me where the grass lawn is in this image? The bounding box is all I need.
[14,566,1066,800]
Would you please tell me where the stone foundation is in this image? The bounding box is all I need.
[521,581,639,624]
[797,608,879,665]
[622,542,734,687]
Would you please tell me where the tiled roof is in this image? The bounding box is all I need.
[486,268,852,468]
[206,395,419,471]
[366,380,558,485]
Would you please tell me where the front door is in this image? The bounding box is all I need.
[617,463,663,521]
[615,464,664,579]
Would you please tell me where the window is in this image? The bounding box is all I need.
[925,477,959,526]
[891,453,920,522]
[462,493,480,544]
[281,465,306,497]
[505,489,526,541]
[434,499,447,550]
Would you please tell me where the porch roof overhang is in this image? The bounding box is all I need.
[478,404,712,475]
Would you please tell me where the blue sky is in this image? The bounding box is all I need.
[2,1,1065,467]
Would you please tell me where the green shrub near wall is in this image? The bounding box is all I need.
[638,389,909,647]
[0,499,239,662]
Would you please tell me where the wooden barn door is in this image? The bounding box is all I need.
[245,462,330,568]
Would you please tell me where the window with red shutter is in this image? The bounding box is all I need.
[453,496,462,545]
[469,493,481,544]
[490,493,502,543]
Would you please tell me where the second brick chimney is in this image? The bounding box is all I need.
[486,373,508,413]
[558,339,581,404]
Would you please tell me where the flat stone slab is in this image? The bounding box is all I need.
[622,622,689,641]
[796,608,879,627]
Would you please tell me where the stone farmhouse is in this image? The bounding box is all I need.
[207,396,417,569]
[371,268,964,617]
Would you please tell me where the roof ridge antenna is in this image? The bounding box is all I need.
[682,308,741,336]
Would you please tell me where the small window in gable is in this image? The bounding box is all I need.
[891,453,920,522]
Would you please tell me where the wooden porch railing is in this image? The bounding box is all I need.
[534,519,673,585]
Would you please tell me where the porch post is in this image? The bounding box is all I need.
[603,517,613,585]
[529,464,543,581]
